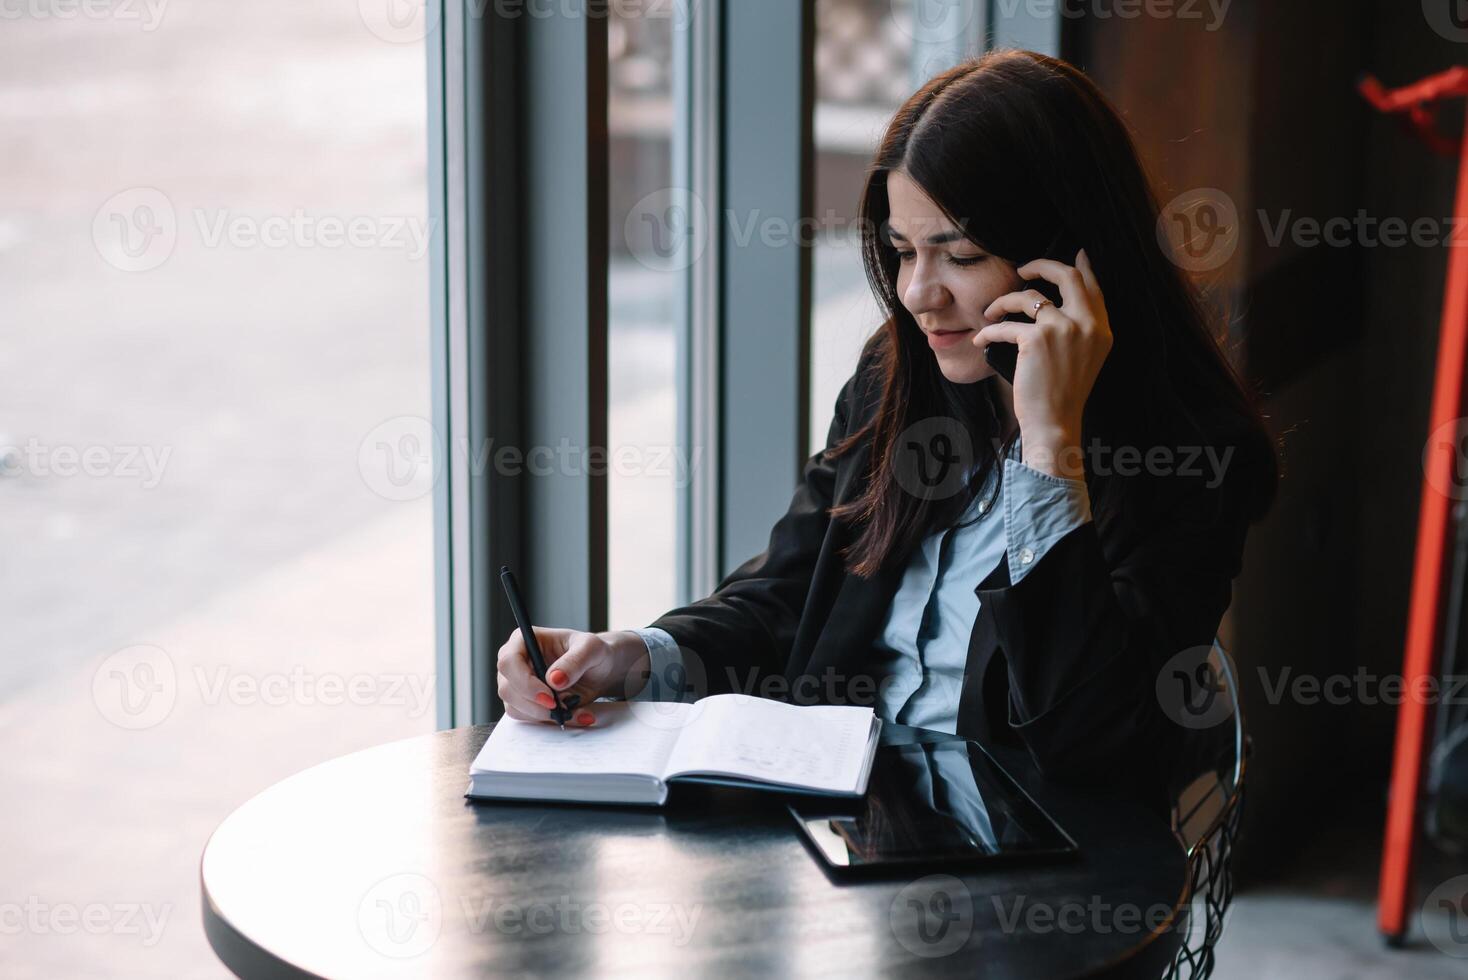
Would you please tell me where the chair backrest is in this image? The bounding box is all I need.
[1165,638,1246,853]
[1163,638,1246,980]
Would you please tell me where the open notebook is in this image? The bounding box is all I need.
[467,693,882,806]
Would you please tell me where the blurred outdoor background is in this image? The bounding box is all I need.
[0,3,437,976]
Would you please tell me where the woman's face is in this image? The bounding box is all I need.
[885,169,1022,384]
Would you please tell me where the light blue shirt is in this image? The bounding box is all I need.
[633,437,1092,735]
[913,742,998,851]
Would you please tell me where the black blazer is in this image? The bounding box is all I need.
[647,339,1262,810]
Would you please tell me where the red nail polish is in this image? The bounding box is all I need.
[576,712,595,726]
[548,668,568,689]
[535,692,555,709]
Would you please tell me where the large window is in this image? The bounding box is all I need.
[810,0,920,452]
[608,3,681,628]
[1,2,432,974]
[2,1,1071,973]
[811,0,1048,452]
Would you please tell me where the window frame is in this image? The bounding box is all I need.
[429,0,1058,724]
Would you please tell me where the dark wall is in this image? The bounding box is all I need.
[1070,2,1463,879]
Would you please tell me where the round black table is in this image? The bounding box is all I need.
[202,724,1188,978]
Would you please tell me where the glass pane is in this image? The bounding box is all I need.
[0,3,432,975]
[810,0,984,452]
[608,3,681,628]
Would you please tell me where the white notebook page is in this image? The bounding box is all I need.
[663,694,875,793]
[472,702,695,778]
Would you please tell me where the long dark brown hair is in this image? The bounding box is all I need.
[827,49,1279,578]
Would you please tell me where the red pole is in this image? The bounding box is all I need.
[1376,92,1468,944]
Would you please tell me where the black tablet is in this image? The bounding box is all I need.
[788,740,1079,878]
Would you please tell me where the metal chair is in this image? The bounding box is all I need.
[1162,638,1247,980]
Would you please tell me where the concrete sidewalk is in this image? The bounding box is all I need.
[1,503,434,979]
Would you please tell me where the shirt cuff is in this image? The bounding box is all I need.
[1002,457,1093,584]
[629,627,688,702]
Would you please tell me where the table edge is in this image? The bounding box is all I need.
[199,725,1192,979]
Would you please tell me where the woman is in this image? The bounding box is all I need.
[496,50,1278,809]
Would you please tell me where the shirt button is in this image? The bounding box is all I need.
[1019,547,1035,565]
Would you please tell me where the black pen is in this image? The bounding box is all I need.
[499,565,571,729]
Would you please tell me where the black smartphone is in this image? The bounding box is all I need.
[984,230,1081,384]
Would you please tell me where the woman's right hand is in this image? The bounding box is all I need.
[495,627,650,726]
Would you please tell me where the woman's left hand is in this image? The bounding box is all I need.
[972,248,1112,479]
